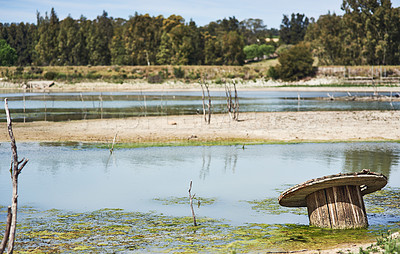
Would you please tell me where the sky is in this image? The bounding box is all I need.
[0,0,399,29]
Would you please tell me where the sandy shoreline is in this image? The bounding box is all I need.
[1,110,399,144]
[1,78,400,93]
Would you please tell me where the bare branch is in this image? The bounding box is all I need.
[0,207,12,253]
[4,98,29,254]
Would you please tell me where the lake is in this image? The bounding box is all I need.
[1,142,399,226]
[0,90,399,122]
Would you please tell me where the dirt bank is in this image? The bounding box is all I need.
[1,110,399,144]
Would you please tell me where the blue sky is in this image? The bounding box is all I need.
[0,0,399,28]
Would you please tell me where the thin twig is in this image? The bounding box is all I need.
[188,180,197,226]
[110,132,118,154]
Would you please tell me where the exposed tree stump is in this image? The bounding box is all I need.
[278,170,387,229]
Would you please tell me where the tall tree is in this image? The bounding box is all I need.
[157,16,202,65]
[305,12,344,65]
[35,8,60,65]
[72,16,90,66]
[240,18,268,45]
[221,31,245,65]
[280,13,309,45]
[110,18,128,65]
[124,13,163,65]
[87,11,113,65]
[57,16,79,65]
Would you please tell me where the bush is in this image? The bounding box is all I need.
[30,66,43,74]
[0,39,17,66]
[275,43,316,81]
[44,71,58,80]
[85,71,102,79]
[267,66,279,80]
[148,72,164,84]
[173,67,185,78]
[244,44,275,60]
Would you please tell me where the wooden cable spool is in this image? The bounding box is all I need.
[278,170,387,229]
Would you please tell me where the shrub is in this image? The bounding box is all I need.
[44,71,58,80]
[173,67,185,78]
[148,72,164,84]
[275,43,316,81]
[86,71,102,79]
[30,66,43,74]
[267,66,279,80]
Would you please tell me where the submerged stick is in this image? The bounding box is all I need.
[0,207,12,253]
[188,181,197,226]
[110,132,118,154]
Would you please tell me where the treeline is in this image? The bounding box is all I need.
[305,0,400,65]
[0,9,278,67]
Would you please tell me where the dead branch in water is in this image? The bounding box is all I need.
[0,207,12,253]
[110,132,118,154]
[1,98,29,254]
[188,181,197,227]
[200,80,211,124]
[224,80,239,121]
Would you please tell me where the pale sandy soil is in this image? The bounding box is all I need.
[0,110,399,144]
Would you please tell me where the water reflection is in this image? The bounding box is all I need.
[0,91,399,122]
[342,144,400,177]
[0,142,399,225]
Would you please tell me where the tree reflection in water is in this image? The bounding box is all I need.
[342,144,400,179]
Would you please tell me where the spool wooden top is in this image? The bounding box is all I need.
[278,170,387,207]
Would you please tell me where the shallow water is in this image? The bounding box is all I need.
[0,142,399,226]
[0,90,399,122]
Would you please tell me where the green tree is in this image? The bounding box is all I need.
[0,39,17,66]
[203,31,222,65]
[240,18,268,45]
[280,13,310,45]
[220,31,245,65]
[57,16,79,65]
[157,16,202,65]
[124,13,163,65]
[87,11,113,65]
[72,16,90,66]
[244,44,275,59]
[110,18,128,65]
[0,22,37,66]
[35,8,60,65]
[275,43,315,81]
[243,44,259,59]
[305,12,344,65]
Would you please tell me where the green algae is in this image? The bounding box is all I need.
[154,196,216,206]
[245,197,308,215]
[364,187,400,216]
[0,207,397,253]
[1,187,399,253]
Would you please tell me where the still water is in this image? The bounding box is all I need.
[0,142,399,225]
[0,90,399,122]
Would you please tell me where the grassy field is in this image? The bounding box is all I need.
[0,64,272,84]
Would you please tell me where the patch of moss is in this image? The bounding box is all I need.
[1,206,396,253]
[364,187,400,216]
[245,197,307,215]
[154,196,216,206]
